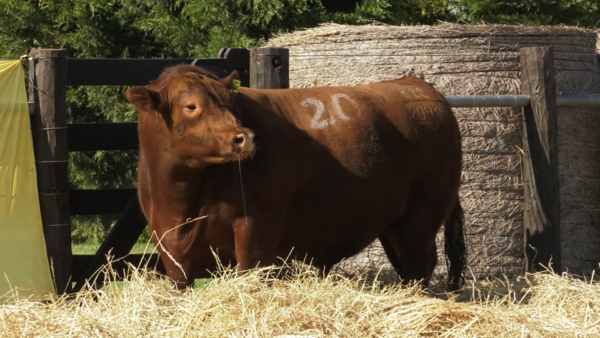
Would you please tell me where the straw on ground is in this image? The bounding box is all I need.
[0,262,598,337]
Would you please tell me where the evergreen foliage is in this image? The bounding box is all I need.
[456,0,600,27]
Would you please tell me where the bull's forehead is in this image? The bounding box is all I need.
[165,75,230,109]
[167,77,205,101]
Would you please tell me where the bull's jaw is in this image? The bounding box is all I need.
[209,149,255,164]
[170,129,256,167]
[174,151,253,167]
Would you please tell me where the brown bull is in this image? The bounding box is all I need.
[126,65,466,290]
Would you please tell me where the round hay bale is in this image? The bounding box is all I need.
[266,23,600,283]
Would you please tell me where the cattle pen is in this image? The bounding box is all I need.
[26,27,600,295]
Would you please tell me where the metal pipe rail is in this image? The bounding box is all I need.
[445,95,530,108]
[445,94,600,108]
[556,94,600,107]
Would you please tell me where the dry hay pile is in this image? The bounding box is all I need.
[1,264,599,337]
[266,23,600,281]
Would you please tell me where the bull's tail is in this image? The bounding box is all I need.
[444,198,466,291]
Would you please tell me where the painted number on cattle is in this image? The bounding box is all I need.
[400,87,429,99]
[406,104,444,118]
[302,98,334,130]
[302,94,359,130]
[331,94,356,121]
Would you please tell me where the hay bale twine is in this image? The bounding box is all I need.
[267,23,600,282]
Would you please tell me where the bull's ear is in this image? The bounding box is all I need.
[219,71,240,92]
[125,87,161,113]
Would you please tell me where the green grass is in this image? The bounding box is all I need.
[194,278,212,288]
[81,278,213,292]
[72,240,214,291]
[72,242,214,289]
[72,242,156,255]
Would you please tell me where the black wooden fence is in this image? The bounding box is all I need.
[28,47,289,294]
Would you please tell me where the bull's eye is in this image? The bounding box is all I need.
[186,105,197,111]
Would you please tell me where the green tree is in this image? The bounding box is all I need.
[455,0,600,27]
[326,0,452,25]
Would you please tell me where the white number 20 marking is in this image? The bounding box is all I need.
[302,94,358,130]
[302,98,334,130]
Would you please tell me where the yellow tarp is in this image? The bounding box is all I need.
[0,60,55,300]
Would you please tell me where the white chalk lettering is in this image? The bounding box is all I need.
[302,98,336,130]
[406,104,444,117]
[400,87,429,99]
[303,94,360,130]
[331,93,357,121]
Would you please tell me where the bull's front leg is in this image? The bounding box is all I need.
[152,233,195,289]
[232,216,278,272]
[162,255,194,289]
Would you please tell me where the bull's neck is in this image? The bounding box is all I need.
[145,158,208,227]
[167,164,205,202]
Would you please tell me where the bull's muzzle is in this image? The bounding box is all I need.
[233,132,255,156]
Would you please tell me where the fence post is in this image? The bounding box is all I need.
[219,48,251,87]
[28,48,72,294]
[250,48,289,89]
[520,47,561,273]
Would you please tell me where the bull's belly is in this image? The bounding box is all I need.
[266,165,409,263]
[274,202,399,265]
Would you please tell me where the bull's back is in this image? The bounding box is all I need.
[240,77,460,176]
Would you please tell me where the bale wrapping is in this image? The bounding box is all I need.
[0,60,55,300]
[267,23,600,282]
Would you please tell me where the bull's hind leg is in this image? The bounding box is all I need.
[378,233,403,276]
[379,209,443,287]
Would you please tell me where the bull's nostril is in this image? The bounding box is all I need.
[234,134,246,146]
[233,132,254,155]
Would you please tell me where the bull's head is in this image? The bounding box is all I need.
[126,66,255,168]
